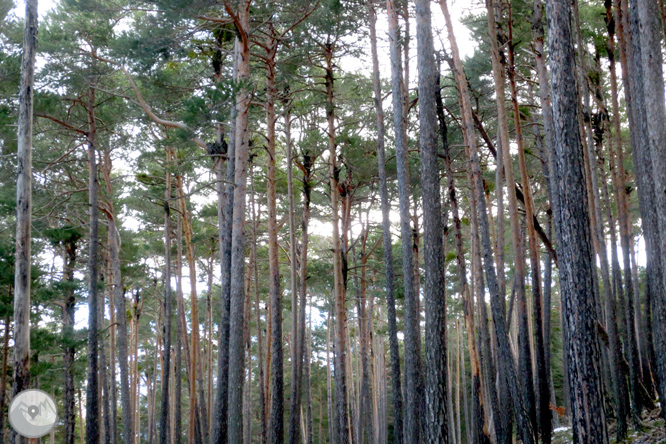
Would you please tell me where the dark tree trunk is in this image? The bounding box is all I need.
[604,1,643,421]
[104,177,132,444]
[440,2,535,443]
[414,0,448,441]
[85,85,101,444]
[545,0,609,441]
[265,31,284,444]
[626,0,661,406]
[159,150,173,444]
[62,238,78,444]
[487,3,537,439]
[175,284,183,444]
[99,274,111,444]
[436,66,489,444]
[635,0,666,419]
[387,1,423,442]
[381,2,404,442]
[212,40,238,444]
[507,8,551,442]
[585,95,628,440]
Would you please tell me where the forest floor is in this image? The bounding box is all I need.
[551,408,665,443]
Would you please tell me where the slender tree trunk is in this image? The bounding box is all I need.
[79,389,85,444]
[175,251,183,444]
[212,55,236,444]
[0,318,9,444]
[486,2,537,440]
[326,314,335,444]
[544,0,609,441]
[507,7,551,441]
[85,84,101,444]
[323,40,350,444]
[438,59,493,444]
[374,3,404,443]
[61,239,78,444]
[263,29,284,444]
[604,1,643,420]
[304,304,314,444]
[160,149,173,444]
[454,321,462,444]
[529,5,564,420]
[248,168,267,444]
[441,2,535,444]
[174,175,209,444]
[616,1,645,388]
[285,87,307,444]
[99,271,111,444]
[243,244,254,444]
[108,256,118,444]
[11,3,37,443]
[103,163,132,444]
[387,1,423,442]
[587,92,628,440]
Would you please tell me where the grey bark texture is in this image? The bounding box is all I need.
[414,0,449,442]
[11,3,37,444]
[545,0,609,441]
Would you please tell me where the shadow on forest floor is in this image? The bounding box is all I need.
[550,407,664,444]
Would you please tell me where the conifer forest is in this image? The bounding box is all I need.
[2,0,666,442]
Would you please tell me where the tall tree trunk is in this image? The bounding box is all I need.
[544,0,609,441]
[160,148,173,444]
[11,2,37,443]
[387,1,423,442]
[175,245,183,444]
[604,0,643,421]
[589,106,628,440]
[326,314,334,444]
[486,2,537,440]
[440,2,535,444]
[506,7,551,441]
[99,271,111,444]
[301,153,314,444]
[262,28,284,444]
[174,175,209,444]
[454,321,462,444]
[371,4,403,442]
[530,7,564,420]
[108,241,118,444]
[85,84,101,444]
[414,0,448,440]
[227,3,251,441]
[436,69,489,444]
[62,238,78,444]
[626,0,662,408]
[103,154,132,444]
[324,40,350,444]
[635,0,666,419]
[212,34,239,444]
[304,302,314,444]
